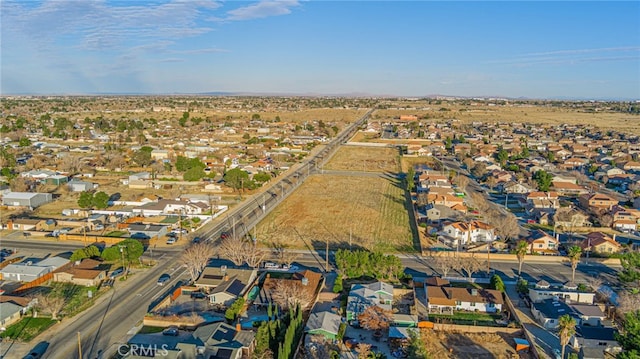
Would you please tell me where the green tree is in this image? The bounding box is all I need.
[92,191,110,209]
[225,297,246,323]
[18,137,31,147]
[490,274,505,292]
[183,167,205,181]
[132,146,153,167]
[444,136,453,152]
[70,245,101,261]
[567,245,582,284]
[78,192,94,208]
[533,170,553,191]
[515,240,529,277]
[407,167,416,192]
[333,274,343,293]
[406,329,430,359]
[558,314,577,359]
[101,239,144,262]
[224,168,250,192]
[616,310,640,358]
[620,252,640,288]
[496,148,509,165]
[253,172,271,183]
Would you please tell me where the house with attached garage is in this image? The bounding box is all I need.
[425,285,503,314]
[440,220,496,247]
[194,266,257,306]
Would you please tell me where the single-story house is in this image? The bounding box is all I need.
[0,302,24,328]
[305,311,342,340]
[195,266,257,296]
[53,259,107,286]
[531,298,579,330]
[127,321,256,359]
[68,179,98,192]
[0,256,70,282]
[125,223,168,239]
[572,326,621,353]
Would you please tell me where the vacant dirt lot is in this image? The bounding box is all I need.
[420,329,533,359]
[256,174,413,252]
[323,146,400,173]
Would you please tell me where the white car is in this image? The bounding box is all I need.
[166,237,177,244]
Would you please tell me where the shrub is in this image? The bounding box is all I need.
[333,275,343,294]
[490,274,505,292]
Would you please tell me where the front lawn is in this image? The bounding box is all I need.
[48,282,108,317]
[0,317,57,342]
[428,311,503,326]
[105,230,128,237]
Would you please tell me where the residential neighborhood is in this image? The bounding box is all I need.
[0,97,638,359]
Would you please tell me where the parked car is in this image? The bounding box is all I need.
[109,267,125,279]
[162,326,179,336]
[263,262,279,269]
[192,237,202,243]
[157,274,171,286]
[166,237,177,245]
[1,249,14,256]
[191,291,207,299]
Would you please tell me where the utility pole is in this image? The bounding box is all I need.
[119,245,127,279]
[77,332,82,359]
[325,237,329,273]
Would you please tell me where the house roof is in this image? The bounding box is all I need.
[582,232,621,249]
[533,298,576,320]
[305,311,341,335]
[527,229,558,243]
[193,322,255,349]
[570,304,605,318]
[426,286,503,306]
[3,192,42,200]
[0,295,32,307]
[425,277,450,287]
[576,326,618,341]
[0,302,23,322]
[196,267,256,288]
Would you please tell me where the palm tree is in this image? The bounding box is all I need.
[558,314,577,359]
[567,245,583,284]
[515,240,529,277]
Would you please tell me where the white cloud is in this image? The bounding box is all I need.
[488,46,640,67]
[225,0,300,21]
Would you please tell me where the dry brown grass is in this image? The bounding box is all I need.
[256,174,413,252]
[324,146,400,173]
[374,105,640,134]
[419,329,531,359]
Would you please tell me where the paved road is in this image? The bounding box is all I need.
[0,109,376,359]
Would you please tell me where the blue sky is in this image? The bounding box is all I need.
[2,1,639,99]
